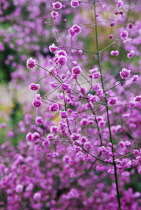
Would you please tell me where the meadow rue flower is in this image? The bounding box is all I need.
[68,24,81,37]
[120,68,131,79]
[26,132,33,141]
[49,103,60,112]
[110,50,119,56]
[132,75,139,82]
[16,184,23,193]
[61,83,70,91]
[29,83,40,91]
[117,0,123,8]
[108,97,117,106]
[72,65,82,75]
[50,126,59,134]
[127,50,135,58]
[32,132,40,141]
[71,133,80,141]
[56,50,67,57]
[128,23,134,29]
[3,1,141,209]
[26,58,36,69]
[49,43,58,53]
[120,30,128,39]
[32,98,42,108]
[50,11,59,19]
[134,95,141,102]
[84,142,91,150]
[57,55,67,65]
[72,24,81,33]
[52,1,63,9]
[60,111,68,118]
[71,0,80,8]
[108,34,113,39]
[35,116,43,125]
[33,192,41,201]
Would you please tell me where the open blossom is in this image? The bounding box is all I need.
[49,103,60,112]
[33,192,41,201]
[108,97,117,106]
[35,116,43,125]
[32,98,42,108]
[110,50,119,56]
[120,68,131,79]
[72,24,81,33]
[71,0,80,8]
[16,184,23,193]
[117,0,123,8]
[26,58,36,69]
[55,56,67,65]
[72,65,82,75]
[49,43,58,53]
[52,1,62,9]
[68,24,81,37]
[26,132,33,141]
[50,11,59,19]
[120,30,128,39]
[60,111,68,118]
[56,50,67,57]
[61,83,70,91]
[54,50,67,65]
[29,83,40,91]
[134,95,141,102]
[71,133,80,141]
[32,132,40,141]
[132,75,139,82]
[127,50,135,58]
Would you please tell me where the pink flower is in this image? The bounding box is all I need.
[26,132,33,141]
[72,24,81,33]
[57,55,67,65]
[84,142,91,150]
[61,83,70,91]
[52,1,63,9]
[49,43,58,53]
[16,184,23,193]
[60,111,68,118]
[110,50,119,56]
[33,192,41,201]
[132,75,139,82]
[117,0,123,8]
[71,0,80,8]
[93,72,101,79]
[108,97,117,106]
[120,68,131,79]
[32,99,42,108]
[127,50,135,58]
[56,50,67,57]
[120,30,128,39]
[26,58,36,69]
[49,103,60,112]
[134,95,141,102]
[35,116,43,125]
[29,83,40,91]
[50,11,59,19]
[72,65,82,75]
[68,24,81,37]
[32,132,40,141]
[71,133,80,141]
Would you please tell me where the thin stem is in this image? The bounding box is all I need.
[36,64,62,84]
[93,1,121,209]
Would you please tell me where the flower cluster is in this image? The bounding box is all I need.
[1,0,141,209]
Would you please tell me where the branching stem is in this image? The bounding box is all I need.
[93,1,121,209]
